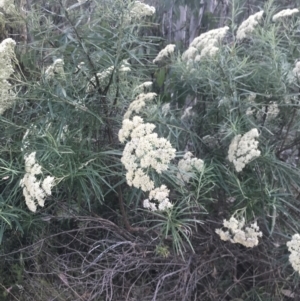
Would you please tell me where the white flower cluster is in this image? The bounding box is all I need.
[177,152,204,183]
[0,0,16,14]
[228,128,261,172]
[143,185,173,211]
[272,8,299,22]
[287,234,300,274]
[120,116,176,190]
[123,92,157,119]
[153,44,176,64]
[135,81,153,93]
[119,61,131,72]
[118,67,176,212]
[0,38,15,79]
[136,81,152,89]
[130,1,155,19]
[45,59,65,81]
[119,91,175,211]
[119,116,145,143]
[97,65,114,80]
[236,11,264,40]
[182,26,229,62]
[0,38,17,115]
[20,152,55,212]
[216,216,262,248]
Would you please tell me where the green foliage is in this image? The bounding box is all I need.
[169,1,300,232]
[0,0,160,230]
[2,0,300,300]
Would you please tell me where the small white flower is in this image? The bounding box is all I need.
[272,8,299,22]
[0,38,17,115]
[197,45,219,60]
[236,11,264,40]
[182,26,229,62]
[287,234,300,274]
[190,26,229,48]
[216,216,262,248]
[130,1,155,19]
[86,66,114,92]
[182,47,198,61]
[119,63,131,72]
[42,176,55,195]
[135,81,153,92]
[20,152,55,212]
[131,168,154,191]
[123,92,157,120]
[158,198,173,211]
[149,185,169,202]
[143,199,157,211]
[215,229,231,241]
[228,128,261,172]
[143,185,173,211]
[153,44,176,64]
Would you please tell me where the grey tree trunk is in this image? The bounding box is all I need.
[146,0,298,48]
[189,0,205,45]
[174,5,187,44]
[147,0,230,48]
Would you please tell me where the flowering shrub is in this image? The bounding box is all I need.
[2,1,300,300]
[0,0,161,232]
[166,0,300,283]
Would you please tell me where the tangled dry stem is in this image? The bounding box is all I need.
[1,216,299,301]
